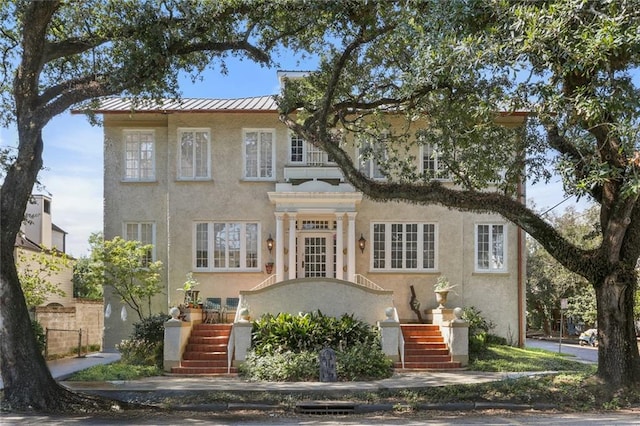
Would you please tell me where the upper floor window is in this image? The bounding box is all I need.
[289,134,333,166]
[194,221,259,271]
[358,137,387,180]
[244,129,274,180]
[421,143,449,180]
[124,222,156,264]
[124,130,155,181]
[178,128,210,179]
[372,222,437,271]
[475,224,506,272]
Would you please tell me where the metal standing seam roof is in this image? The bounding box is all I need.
[90,95,278,113]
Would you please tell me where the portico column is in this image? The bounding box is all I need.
[275,213,285,282]
[288,213,297,280]
[335,214,344,280]
[347,212,357,282]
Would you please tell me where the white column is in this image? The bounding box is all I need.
[347,212,357,282]
[335,214,344,280]
[275,213,285,282]
[288,213,297,280]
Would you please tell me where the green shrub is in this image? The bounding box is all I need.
[462,306,501,356]
[118,313,169,368]
[31,319,46,354]
[241,311,393,381]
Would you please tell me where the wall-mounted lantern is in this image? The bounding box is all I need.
[358,233,367,253]
[266,234,274,253]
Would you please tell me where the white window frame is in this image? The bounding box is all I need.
[370,222,438,271]
[357,136,387,180]
[178,128,211,180]
[475,223,507,273]
[193,222,260,271]
[243,128,275,180]
[289,133,333,166]
[123,222,156,263]
[123,130,155,181]
[420,143,450,180]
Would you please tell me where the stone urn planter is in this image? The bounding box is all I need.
[433,276,456,309]
[435,290,449,309]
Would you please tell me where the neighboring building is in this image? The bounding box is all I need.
[93,72,526,350]
[16,194,73,306]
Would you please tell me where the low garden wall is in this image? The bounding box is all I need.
[239,278,394,324]
[33,299,104,357]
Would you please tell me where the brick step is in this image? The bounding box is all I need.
[170,366,238,375]
[182,351,228,361]
[394,361,462,370]
[405,348,450,356]
[192,323,232,330]
[401,324,440,330]
[404,342,448,350]
[403,354,453,363]
[180,359,229,368]
[189,329,232,338]
[403,336,445,343]
[186,343,228,352]
[188,336,229,345]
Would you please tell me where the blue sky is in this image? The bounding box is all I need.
[0,55,589,257]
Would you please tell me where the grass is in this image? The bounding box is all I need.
[65,344,640,411]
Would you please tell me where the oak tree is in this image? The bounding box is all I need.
[280,0,640,390]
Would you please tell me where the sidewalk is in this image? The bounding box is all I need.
[0,352,121,390]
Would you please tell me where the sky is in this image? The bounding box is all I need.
[0,55,591,258]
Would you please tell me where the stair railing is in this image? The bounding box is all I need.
[227,325,235,374]
[392,306,405,369]
[250,274,277,291]
[353,274,385,291]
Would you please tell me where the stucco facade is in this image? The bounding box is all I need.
[98,86,526,350]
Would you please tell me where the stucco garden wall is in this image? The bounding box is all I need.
[240,278,394,325]
[33,299,103,357]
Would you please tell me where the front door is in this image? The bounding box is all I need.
[298,233,334,278]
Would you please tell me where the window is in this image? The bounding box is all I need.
[244,129,274,179]
[372,222,437,271]
[475,224,506,272]
[124,130,155,181]
[421,143,449,180]
[124,222,155,264]
[178,129,210,179]
[194,222,259,271]
[358,137,387,179]
[290,133,332,165]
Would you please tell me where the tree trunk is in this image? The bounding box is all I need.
[594,269,640,389]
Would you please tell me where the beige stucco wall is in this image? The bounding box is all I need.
[102,109,525,348]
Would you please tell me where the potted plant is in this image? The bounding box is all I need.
[433,276,456,309]
[177,272,200,307]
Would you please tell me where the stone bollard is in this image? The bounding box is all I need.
[441,307,469,366]
[319,347,337,382]
[163,307,191,371]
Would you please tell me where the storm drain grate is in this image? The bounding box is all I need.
[296,401,356,415]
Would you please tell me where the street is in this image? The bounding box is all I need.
[526,338,598,363]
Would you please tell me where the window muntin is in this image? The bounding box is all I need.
[124,222,155,264]
[421,143,449,180]
[372,222,437,271]
[475,224,506,272]
[195,222,260,271]
[358,137,387,179]
[124,130,155,181]
[178,129,210,179]
[244,129,274,179]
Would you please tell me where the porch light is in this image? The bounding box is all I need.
[266,234,274,253]
[358,234,366,253]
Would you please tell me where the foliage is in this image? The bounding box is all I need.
[242,311,392,381]
[433,276,456,292]
[67,362,161,382]
[86,232,163,321]
[527,206,600,334]
[30,319,46,355]
[251,311,380,355]
[462,306,504,355]
[278,0,640,388]
[117,314,168,368]
[72,256,103,300]
[17,248,69,307]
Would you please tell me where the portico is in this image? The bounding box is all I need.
[268,180,363,283]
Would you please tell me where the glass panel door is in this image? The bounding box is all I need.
[298,233,333,278]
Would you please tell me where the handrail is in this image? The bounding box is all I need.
[227,325,235,374]
[393,306,405,369]
[250,274,277,291]
[353,274,386,291]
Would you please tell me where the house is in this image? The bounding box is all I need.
[93,72,526,351]
[15,194,104,356]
